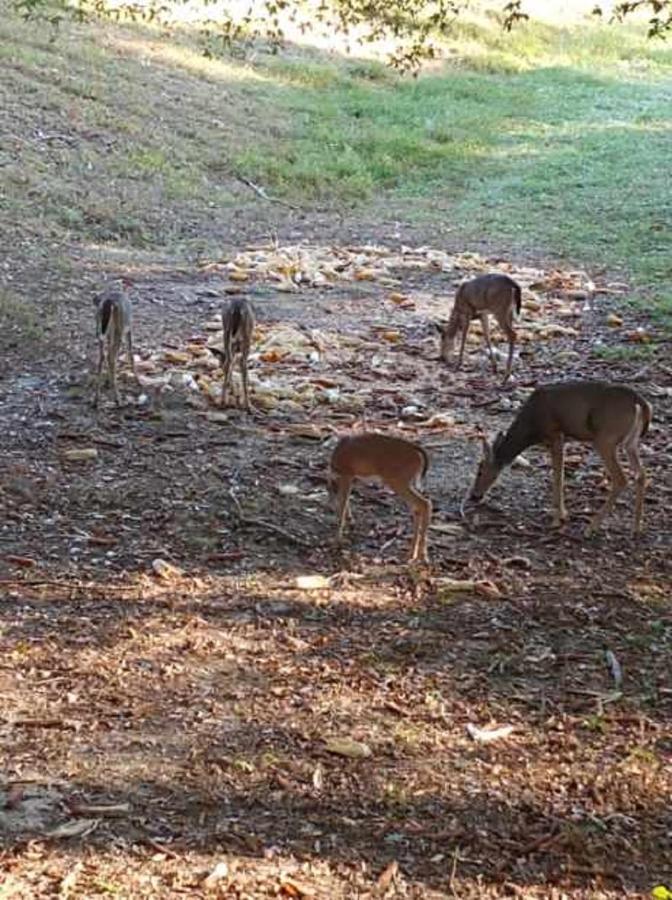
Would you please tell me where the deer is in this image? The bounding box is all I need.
[209,297,255,411]
[435,273,522,383]
[464,380,652,537]
[93,278,138,407]
[328,433,432,563]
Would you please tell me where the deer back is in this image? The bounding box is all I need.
[222,298,255,354]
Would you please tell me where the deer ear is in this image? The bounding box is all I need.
[209,347,225,363]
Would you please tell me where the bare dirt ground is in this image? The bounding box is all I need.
[1,227,671,898]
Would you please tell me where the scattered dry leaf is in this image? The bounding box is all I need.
[312,763,324,791]
[466,723,514,743]
[279,877,315,898]
[5,555,37,568]
[376,860,399,891]
[325,737,372,759]
[163,350,191,365]
[626,329,651,343]
[475,580,503,599]
[381,331,401,344]
[295,575,330,590]
[203,860,230,888]
[354,268,377,281]
[152,558,184,580]
[62,448,98,462]
[435,578,477,597]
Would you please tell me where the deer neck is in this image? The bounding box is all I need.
[495,415,537,468]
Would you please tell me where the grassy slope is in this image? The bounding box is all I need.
[247,26,672,301]
[0,3,670,305]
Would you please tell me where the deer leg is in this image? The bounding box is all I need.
[389,479,431,563]
[126,329,139,383]
[549,435,568,527]
[624,413,647,535]
[480,314,497,374]
[457,319,470,369]
[240,354,252,413]
[499,312,516,383]
[335,476,353,544]
[94,341,105,407]
[109,340,120,406]
[220,353,233,408]
[586,440,628,536]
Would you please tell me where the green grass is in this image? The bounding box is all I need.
[237,33,672,297]
[0,287,49,342]
[592,343,658,362]
[0,1,670,314]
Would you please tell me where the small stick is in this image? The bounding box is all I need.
[0,580,139,593]
[5,718,76,730]
[141,837,181,859]
[605,649,623,688]
[234,174,299,211]
[471,397,500,409]
[227,489,312,548]
[449,846,460,897]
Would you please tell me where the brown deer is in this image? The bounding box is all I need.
[209,297,255,411]
[435,273,522,383]
[93,279,138,407]
[328,433,432,562]
[465,381,652,536]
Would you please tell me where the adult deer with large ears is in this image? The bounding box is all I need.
[464,380,652,536]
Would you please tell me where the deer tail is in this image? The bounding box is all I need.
[99,297,113,335]
[513,283,522,316]
[638,397,652,438]
[229,301,242,336]
[419,445,429,481]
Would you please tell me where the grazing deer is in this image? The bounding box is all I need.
[93,279,138,407]
[435,273,522,383]
[209,297,255,411]
[465,380,652,536]
[328,433,432,562]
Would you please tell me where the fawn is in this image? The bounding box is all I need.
[435,273,522,383]
[209,297,255,411]
[466,380,652,536]
[328,433,432,562]
[93,279,138,407]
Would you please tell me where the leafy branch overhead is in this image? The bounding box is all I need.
[9,0,672,70]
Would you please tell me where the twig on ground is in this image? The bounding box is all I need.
[228,489,312,548]
[449,846,460,896]
[0,580,139,593]
[141,837,181,859]
[5,718,76,730]
[234,174,300,211]
[605,649,623,688]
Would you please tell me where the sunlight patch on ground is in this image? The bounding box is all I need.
[108,33,273,83]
